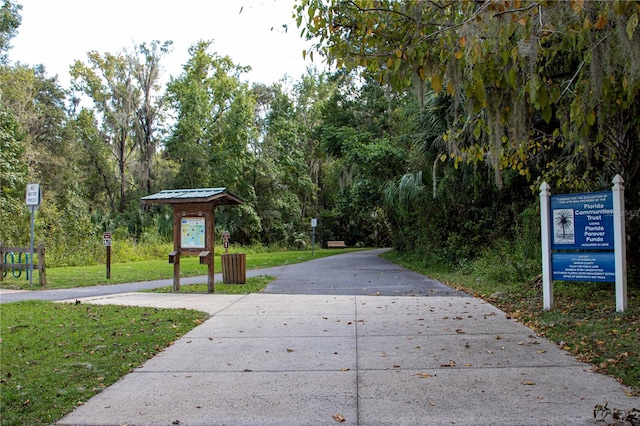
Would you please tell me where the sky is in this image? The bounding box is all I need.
[9,0,323,89]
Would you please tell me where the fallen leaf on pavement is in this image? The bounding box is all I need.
[332,413,346,422]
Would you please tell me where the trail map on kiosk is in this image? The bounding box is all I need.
[181,217,205,248]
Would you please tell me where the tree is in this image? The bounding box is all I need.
[71,50,140,212]
[317,73,410,245]
[130,40,172,194]
[0,64,70,195]
[0,106,27,244]
[67,108,118,209]
[0,0,20,64]
[555,210,573,241]
[0,61,102,262]
[251,83,315,246]
[166,40,251,187]
[165,40,260,242]
[298,0,640,272]
[298,1,638,182]
[291,69,336,215]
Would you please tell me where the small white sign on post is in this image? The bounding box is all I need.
[311,218,317,255]
[26,183,41,286]
[26,184,41,207]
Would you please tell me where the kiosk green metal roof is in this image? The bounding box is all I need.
[141,188,243,205]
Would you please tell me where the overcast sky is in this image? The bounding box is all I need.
[9,0,322,88]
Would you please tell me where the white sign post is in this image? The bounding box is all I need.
[311,218,317,255]
[612,175,627,311]
[25,184,41,286]
[539,182,553,310]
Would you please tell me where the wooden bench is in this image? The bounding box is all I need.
[327,241,347,248]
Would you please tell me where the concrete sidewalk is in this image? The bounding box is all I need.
[57,292,638,425]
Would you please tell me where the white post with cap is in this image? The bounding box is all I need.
[612,175,627,312]
[539,182,553,310]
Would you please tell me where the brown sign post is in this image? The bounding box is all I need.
[103,232,112,279]
[141,188,243,293]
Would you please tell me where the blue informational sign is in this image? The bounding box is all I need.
[552,252,615,282]
[550,191,614,250]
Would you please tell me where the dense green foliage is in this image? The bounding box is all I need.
[298,0,640,281]
[0,1,638,287]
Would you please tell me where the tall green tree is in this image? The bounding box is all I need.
[71,51,140,212]
[165,40,260,242]
[0,0,20,64]
[0,106,27,244]
[0,64,70,194]
[67,108,117,210]
[0,61,99,262]
[250,82,316,246]
[318,73,410,245]
[130,40,172,195]
[166,40,252,188]
[291,69,336,215]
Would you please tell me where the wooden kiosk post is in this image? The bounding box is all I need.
[141,188,243,293]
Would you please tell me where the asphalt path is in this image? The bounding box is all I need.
[262,248,465,297]
[0,249,464,303]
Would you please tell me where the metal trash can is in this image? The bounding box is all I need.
[221,253,246,284]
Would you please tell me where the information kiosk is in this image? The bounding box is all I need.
[141,188,243,292]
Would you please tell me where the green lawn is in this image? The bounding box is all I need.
[0,248,365,425]
[0,248,366,290]
[1,301,208,425]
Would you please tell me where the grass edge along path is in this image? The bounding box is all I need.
[0,251,319,424]
[147,275,275,295]
[0,300,209,426]
[381,250,640,394]
[0,248,367,290]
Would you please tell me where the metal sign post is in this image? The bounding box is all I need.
[25,184,41,286]
[311,218,317,255]
[103,232,112,279]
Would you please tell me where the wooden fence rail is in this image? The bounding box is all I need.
[0,242,46,286]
